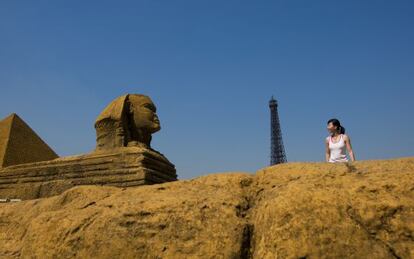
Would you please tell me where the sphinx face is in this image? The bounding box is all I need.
[128,95,161,134]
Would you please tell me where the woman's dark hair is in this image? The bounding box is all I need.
[327,118,345,134]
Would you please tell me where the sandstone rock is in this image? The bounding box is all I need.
[0,173,252,258]
[0,157,413,258]
[251,158,414,258]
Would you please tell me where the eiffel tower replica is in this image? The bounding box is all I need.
[269,96,287,165]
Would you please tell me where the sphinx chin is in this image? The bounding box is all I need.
[152,124,161,132]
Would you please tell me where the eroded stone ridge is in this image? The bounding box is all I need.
[0,157,413,258]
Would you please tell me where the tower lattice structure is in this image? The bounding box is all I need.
[269,96,287,165]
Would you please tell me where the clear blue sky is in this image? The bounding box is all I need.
[1,1,413,179]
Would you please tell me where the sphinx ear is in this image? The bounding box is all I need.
[126,100,134,114]
[122,97,134,144]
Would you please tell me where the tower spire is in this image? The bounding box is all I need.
[269,96,287,165]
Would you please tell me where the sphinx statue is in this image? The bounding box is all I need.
[95,94,161,150]
[0,93,177,200]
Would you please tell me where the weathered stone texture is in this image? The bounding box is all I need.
[0,157,412,258]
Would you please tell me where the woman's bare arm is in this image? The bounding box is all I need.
[325,138,330,162]
[344,135,356,162]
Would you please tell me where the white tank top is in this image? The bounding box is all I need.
[327,134,349,163]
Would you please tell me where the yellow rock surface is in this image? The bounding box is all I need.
[0,157,413,258]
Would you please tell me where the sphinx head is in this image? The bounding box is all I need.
[94,94,161,150]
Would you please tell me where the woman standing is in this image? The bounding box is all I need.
[325,119,356,163]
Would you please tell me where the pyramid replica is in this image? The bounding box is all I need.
[0,113,58,167]
[0,94,177,200]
